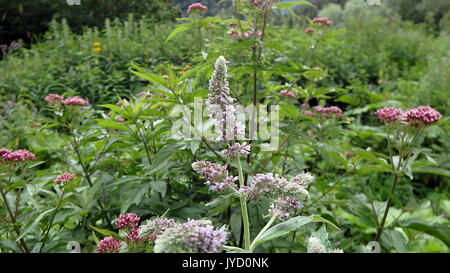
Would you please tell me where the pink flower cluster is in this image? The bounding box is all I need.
[116,98,128,106]
[96,236,122,253]
[227,29,262,39]
[306,106,343,118]
[305,27,314,34]
[405,106,442,126]
[312,17,332,27]
[280,89,296,98]
[115,213,142,242]
[0,149,36,162]
[44,94,64,106]
[62,96,89,106]
[116,117,125,122]
[187,3,208,13]
[375,107,404,122]
[54,173,76,184]
[44,94,89,106]
[375,106,441,126]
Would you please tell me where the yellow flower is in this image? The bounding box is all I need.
[179,70,186,75]
[92,42,101,47]
[184,65,192,69]
[94,47,102,52]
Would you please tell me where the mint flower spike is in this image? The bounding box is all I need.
[153,219,227,253]
[207,56,245,141]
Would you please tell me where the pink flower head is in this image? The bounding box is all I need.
[62,96,89,106]
[301,103,310,108]
[187,3,208,13]
[375,107,404,122]
[96,236,121,253]
[54,173,76,184]
[280,89,296,98]
[312,17,332,27]
[344,151,355,158]
[115,213,140,229]
[304,111,314,117]
[44,94,64,106]
[116,117,125,122]
[405,106,442,126]
[2,149,36,162]
[314,106,343,118]
[305,27,314,34]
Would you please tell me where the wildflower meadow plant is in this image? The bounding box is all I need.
[373,106,442,242]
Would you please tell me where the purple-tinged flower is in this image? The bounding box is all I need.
[269,196,303,218]
[44,94,64,106]
[0,148,11,158]
[207,56,245,141]
[2,149,36,162]
[187,3,208,13]
[405,106,442,126]
[240,172,309,201]
[62,96,89,106]
[192,161,237,192]
[290,172,315,187]
[116,117,125,122]
[138,217,177,239]
[375,107,404,122]
[280,89,296,98]
[154,219,227,253]
[96,236,122,253]
[54,173,76,184]
[221,142,251,159]
[137,91,150,97]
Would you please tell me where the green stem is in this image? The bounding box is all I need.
[0,188,30,253]
[237,157,250,250]
[39,190,65,253]
[249,214,277,252]
[374,174,399,242]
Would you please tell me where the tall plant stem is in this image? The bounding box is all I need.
[39,190,65,253]
[69,133,110,226]
[135,121,153,165]
[0,188,30,253]
[374,132,403,242]
[374,174,399,242]
[249,214,276,251]
[237,157,251,250]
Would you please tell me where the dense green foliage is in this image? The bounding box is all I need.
[0,0,448,253]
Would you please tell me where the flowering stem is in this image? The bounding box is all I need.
[374,132,403,243]
[39,189,65,253]
[374,173,399,242]
[236,157,250,250]
[0,188,30,253]
[249,214,277,252]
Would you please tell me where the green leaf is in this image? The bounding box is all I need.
[396,218,450,247]
[253,214,340,248]
[276,1,315,9]
[16,209,54,241]
[90,225,120,239]
[166,24,195,42]
[412,167,450,178]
